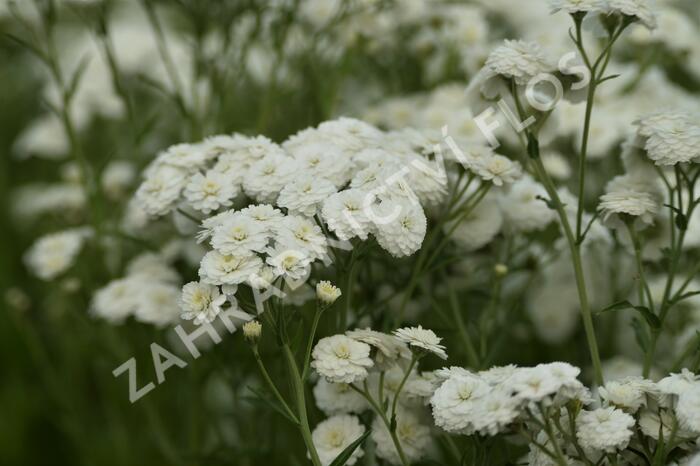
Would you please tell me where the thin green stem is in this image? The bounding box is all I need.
[390,355,418,423]
[626,224,655,313]
[282,344,322,466]
[350,383,410,466]
[530,153,603,385]
[252,347,299,424]
[445,275,480,368]
[302,304,325,381]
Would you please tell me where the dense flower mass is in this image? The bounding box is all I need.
[10,0,700,465]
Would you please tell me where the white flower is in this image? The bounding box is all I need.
[677,386,700,433]
[126,253,180,284]
[179,281,226,324]
[25,228,90,280]
[243,153,297,203]
[445,196,502,252]
[657,369,699,395]
[430,373,490,434]
[290,142,355,187]
[277,175,338,216]
[266,247,313,282]
[155,142,209,169]
[541,151,572,180]
[372,200,427,258]
[576,407,635,453]
[275,215,328,261]
[499,177,555,232]
[604,0,657,30]
[637,408,696,441]
[211,212,270,256]
[371,408,431,464]
[479,365,520,385]
[240,204,285,228]
[90,277,139,323]
[508,366,565,402]
[598,175,660,228]
[196,210,236,243]
[634,112,700,166]
[484,40,555,86]
[405,155,448,206]
[133,282,182,327]
[549,0,603,14]
[472,154,522,186]
[101,160,135,199]
[311,415,366,466]
[393,326,447,359]
[316,281,342,304]
[229,135,286,163]
[198,251,263,286]
[184,170,238,214]
[311,335,374,384]
[599,377,656,412]
[321,189,374,241]
[346,328,411,371]
[313,379,367,415]
[470,387,521,436]
[135,164,187,216]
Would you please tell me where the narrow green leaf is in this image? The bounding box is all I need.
[328,430,371,466]
[245,385,298,425]
[597,73,621,84]
[4,33,45,60]
[670,290,700,306]
[597,300,660,328]
[598,300,634,313]
[66,55,92,102]
[634,305,661,329]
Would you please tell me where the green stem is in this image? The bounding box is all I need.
[626,224,655,313]
[445,275,480,368]
[350,383,411,466]
[390,355,418,423]
[302,304,325,381]
[282,344,322,466]
[530,153,603,386]
[252,347,299,424]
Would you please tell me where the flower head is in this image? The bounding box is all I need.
[576,407,635,453]
[311,335,374,384]
[311,415,366,466]
[179,281,226,324]
[316,280,342,305]
[393,326,447,359]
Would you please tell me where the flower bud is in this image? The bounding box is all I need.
[494,263,508,277]
[316,281,342,305]
[242,320,262,341]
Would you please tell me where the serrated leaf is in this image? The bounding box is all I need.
[328,430,371,466]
